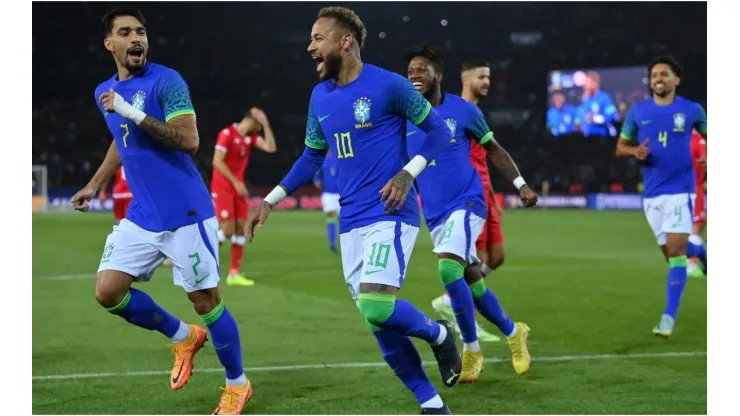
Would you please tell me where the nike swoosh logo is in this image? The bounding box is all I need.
[446,372,459,385]
[172,363,184,384]
[364,269,382,275]
[641,120,652,125]
[194,273,210,285]
[318,114,330,122]
[406,131,417,137]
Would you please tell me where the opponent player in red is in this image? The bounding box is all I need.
[431,59,503,342]
[687,129,707,278]
[211,108,277,286]
[99,166,132,223]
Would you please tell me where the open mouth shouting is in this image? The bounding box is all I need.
[127,44,145,64]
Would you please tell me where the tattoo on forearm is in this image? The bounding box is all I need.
[139,116,186,149]
[488,145,521,182]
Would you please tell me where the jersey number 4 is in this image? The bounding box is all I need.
[658,131,668,148]
[121,123,130,148]
[333,132,355,159]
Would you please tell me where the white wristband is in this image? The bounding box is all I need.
[112,92,146,125]
[513,176,527,190]
[402,155,429,178]
[264,186,287,207]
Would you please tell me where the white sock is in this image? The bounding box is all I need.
[441,293,451,308]
[218,229,227,243]
[481,263,493,276]
[689,234,704,246]
[506,324,517,338]
[420,394,444,409]
[232,235,246,245]
[464,340,481,352]
[171,322,191,343]
[431,324,447,346]
[226,373,247,387]
[687,261,699,273]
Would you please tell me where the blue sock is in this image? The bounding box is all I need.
[373,329,438,405]
[202,303,245,382]
[327,218,337,249]
[443,278,478,343]
[687,242,706,259]
[107,288,181,338]
[664,256,688,319]
[358,295,441,343]
[469,280,515,336]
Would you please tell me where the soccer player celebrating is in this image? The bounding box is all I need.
[246,7,461,414]
[616,56,707,338]
[406,43,535,383]
[70,8,251,414]
[687,129,707,279]
[99,166,132,223]
[211,108,277,286]
[431,59,502,343]
[313,149,340,253]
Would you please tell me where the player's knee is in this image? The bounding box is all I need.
[94,271,131,309]
[357,296,395,327]
[463,264,483,286]
[438,257,465,285]
[234,221,246,236]
[188,288,221,316]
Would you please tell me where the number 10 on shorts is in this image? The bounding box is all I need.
[368,243,391,269]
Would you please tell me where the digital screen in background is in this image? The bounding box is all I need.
[546,66,649,138]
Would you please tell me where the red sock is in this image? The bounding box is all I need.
[230,236,245,275]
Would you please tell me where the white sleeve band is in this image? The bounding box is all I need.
[264,186,287,207]
[112,92,147,125]
[513,176,527,190]
[402,155,428,178]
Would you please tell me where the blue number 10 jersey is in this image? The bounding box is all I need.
[620,96,707,198]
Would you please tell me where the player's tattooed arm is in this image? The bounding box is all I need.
[138,114,200,154]
[482,140,522,183]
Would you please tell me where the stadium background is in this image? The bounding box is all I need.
[31,2,708,415]
[32,1,707,212]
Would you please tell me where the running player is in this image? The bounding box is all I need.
[246,7,461,414]
[431,59,501,343]
[406,43,535,383]
[313,149,340,254]
[99,166,132,223]
[70,7,251,414]
[687,129,707,278]
[211,108,277,286]
[616,56,707,338]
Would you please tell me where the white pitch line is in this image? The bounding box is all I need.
[32,351,705,382]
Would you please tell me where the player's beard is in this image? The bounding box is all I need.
[422,80,440,101]
[320,50,343,81]
[652,86,672,98]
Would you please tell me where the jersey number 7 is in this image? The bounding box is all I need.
[121,123,130,148]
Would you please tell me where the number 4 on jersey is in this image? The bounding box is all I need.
[658,131,668,148]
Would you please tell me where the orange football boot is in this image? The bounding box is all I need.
[213,379,253,415]
[170,325,208,390]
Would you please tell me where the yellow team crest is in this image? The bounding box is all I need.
[353,97,373,129]
[673,112,685,132]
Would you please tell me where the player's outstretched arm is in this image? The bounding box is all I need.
[71,141,121,212]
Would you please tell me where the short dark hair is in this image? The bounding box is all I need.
[461,59,489,72]
[317,6,367,48]
[101,6,147,36]
[649,55,683,78]
[405,42,445,73]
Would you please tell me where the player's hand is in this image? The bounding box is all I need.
[99,88,119,113]
[233,180,248,196]
[634,138,650,161]
[380,170,414,213]
[70,186,96,212]
[250,107,269,127]
[245,201,272,242]
[519,185,538,208]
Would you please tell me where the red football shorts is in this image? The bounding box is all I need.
[212,190,249,222]
[693,189,706,226]
[475,187,504,251]
[113,197,132,222]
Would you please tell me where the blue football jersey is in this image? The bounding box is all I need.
[406,94,488,230]
[580,90,618,137]
[303,64,434,232]
[315,150,340,194]
[94,62,214,231]
[547,104,578,136]
[620,96,708,198]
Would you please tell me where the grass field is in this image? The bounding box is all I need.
[32,210,707,414]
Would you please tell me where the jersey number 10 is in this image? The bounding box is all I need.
[658,131,668,148]
[334,132,355,159]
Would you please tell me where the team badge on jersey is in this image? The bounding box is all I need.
[673,113,686,132]
[353,97,372,128]
[131,90,147,111]
[445,118,458,141]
